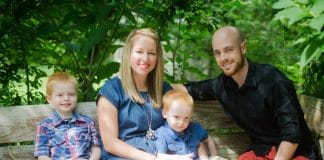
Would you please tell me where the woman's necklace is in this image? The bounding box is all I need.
[143,97,156,141]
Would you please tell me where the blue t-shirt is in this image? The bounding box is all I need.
[154,122,208,160]
[98,77,172,159]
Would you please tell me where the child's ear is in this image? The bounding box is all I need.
[46,95,51,103]
[162,110,167,118]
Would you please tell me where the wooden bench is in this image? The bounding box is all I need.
[0,95,322,160]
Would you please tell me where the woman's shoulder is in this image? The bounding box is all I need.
[100,76,123,92]
[98,76,126,108]
[103,76,121,86]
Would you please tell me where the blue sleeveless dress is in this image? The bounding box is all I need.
[97,77,172,159]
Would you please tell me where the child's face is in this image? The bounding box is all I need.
[46,81,77,118]
[163,99,193,134]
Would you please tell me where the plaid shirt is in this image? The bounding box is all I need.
[34,111,100,160]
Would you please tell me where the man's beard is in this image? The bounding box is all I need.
[222,55,245,77]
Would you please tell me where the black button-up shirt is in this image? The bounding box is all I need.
[185,61,316,157]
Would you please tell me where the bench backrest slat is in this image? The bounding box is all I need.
[0,102,97,144]
[0,95,322,160]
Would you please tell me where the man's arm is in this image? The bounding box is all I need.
[272,79,302,159]
[173,79,220,101]
[274,141,298,160]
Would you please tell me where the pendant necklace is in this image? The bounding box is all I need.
[143,101,156,141]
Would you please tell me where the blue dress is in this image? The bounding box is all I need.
[98,77,172,159]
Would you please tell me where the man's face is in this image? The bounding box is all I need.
[212,32,246,77]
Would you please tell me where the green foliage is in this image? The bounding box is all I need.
[0,0,194,106]
[1,0,323,106]
[303,58,324,98]
[272,0,324,98]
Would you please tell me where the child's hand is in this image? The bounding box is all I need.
[209,155,228,160]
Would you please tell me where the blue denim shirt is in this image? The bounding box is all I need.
[34,111,100,159]
[154,122,208,160]
[97,77,172,159]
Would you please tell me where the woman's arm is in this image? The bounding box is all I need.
[97,96,155,160]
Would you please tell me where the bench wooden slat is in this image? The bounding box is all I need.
[298,95,324,137]
[0,133,250,160]
[0,95,322,160]
[212,133,250,159]
[0,145,35,160]
[0,102,97,144]
[192,100,240,129]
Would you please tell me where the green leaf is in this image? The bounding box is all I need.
[133,6,153,16]
[80,26,108,55]
[273,7,308,26]
[186,66,208,79]
[309,14,324,32]
[124,10,137,25]
[97,62,120,80]
[61,11,78,26]
[310,0,324,16]
[272,0,295,9]
[37,23,59,36]
[96,3,114,20]
[63,41,80,52]
[299,44,310,69]
[295,0,308,4]
[299,43,322,70]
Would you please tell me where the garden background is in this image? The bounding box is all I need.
[1,0,323,107]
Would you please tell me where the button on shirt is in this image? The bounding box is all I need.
[155,122,208,160]
[34,111,100,159]
[185,61,316,157]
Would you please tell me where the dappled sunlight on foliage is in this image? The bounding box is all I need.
[1,0,323,106]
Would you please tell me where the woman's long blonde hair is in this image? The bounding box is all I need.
[120,28,164,108]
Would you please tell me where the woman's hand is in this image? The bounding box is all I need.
[156,153,194,160]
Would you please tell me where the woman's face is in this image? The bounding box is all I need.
[130,35,157,79]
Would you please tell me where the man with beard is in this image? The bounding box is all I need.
[182,26,321,160]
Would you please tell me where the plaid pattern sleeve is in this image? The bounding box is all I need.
[90,120,100,146]
[34,123,50,157]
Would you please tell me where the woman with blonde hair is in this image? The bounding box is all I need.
[97,28,193,160]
